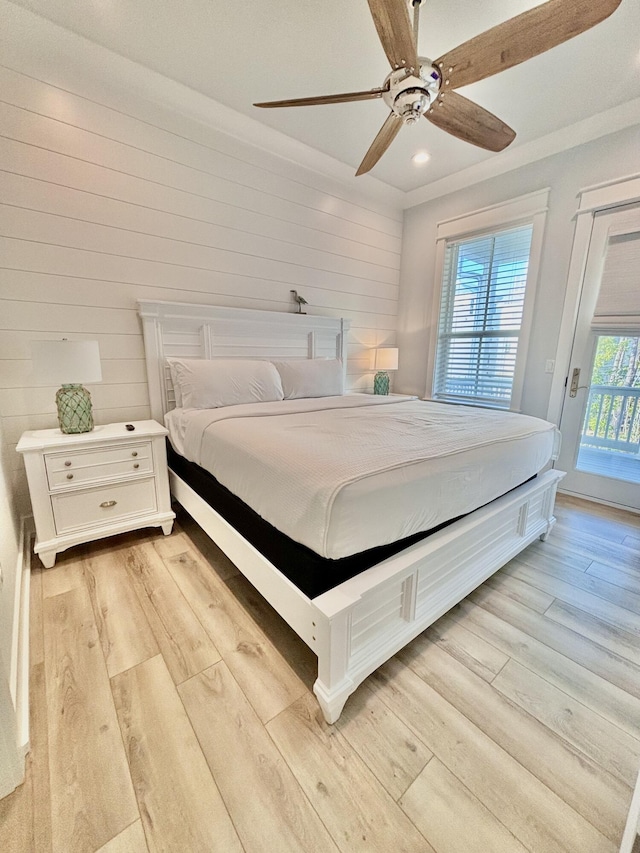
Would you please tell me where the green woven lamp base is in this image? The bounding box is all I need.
[373,371,390,395]
[56,384,94,434]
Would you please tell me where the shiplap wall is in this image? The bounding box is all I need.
[0,65,402,516]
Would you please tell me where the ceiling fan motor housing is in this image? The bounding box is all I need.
[382,61,441,124]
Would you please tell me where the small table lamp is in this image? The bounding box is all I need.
[373,347,399,395]
[32,340,102,434]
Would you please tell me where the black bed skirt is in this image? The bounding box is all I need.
[166,442,468,599]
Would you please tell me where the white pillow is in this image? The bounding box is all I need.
[272,359,344,399]
[166,359,183,407]
[167,358,284,409]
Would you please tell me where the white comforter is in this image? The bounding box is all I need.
[171,395,558,559]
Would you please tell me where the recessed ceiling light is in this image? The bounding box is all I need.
[412,151,430,165]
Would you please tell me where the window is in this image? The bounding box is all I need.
[433,224,533,408]
[428,190,548,411]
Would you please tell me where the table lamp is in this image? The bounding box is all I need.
[32,339,102,434]
[373,347,398,395]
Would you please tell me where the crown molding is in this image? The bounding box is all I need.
[3,0,638,217]
[403,98,640,210]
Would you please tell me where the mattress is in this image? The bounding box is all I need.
[165,395,559,560]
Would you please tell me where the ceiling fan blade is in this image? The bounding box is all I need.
[254,88,387,109]
[356,112,403,176]
[426,91,516,152]
[435,0,622,90]
[367,0,419,71]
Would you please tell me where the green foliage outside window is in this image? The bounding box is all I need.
[582,336,640,450]
[591,336,640,387]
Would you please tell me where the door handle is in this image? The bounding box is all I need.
[569,367,588,398]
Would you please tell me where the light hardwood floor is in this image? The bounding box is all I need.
[1,494,639,852]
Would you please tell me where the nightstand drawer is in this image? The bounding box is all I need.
[52,478,158,534]
[45,442,153,490]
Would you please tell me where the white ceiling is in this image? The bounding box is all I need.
[9,0,640,193]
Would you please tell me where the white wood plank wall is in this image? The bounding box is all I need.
[0,65,402,516]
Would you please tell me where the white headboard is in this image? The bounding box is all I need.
[138,300,351,422]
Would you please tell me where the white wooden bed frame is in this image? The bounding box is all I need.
[139,300,565,723]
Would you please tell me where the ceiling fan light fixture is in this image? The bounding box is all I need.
[380,59,440,125]
[394,88,430,123]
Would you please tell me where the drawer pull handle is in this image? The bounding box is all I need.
[66,473,73,480]
[131,451,138,457]
[133,463,140,469]
[100,500,117,508]
[64,460,72,467]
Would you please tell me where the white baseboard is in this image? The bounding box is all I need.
[558,487,640,515]
[9,515,33,757]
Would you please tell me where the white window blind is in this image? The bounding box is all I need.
[433,223,533,408]
[592,229,640,331]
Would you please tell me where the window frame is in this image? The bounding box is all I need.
[425,189,549,411]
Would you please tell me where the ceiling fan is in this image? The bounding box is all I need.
[254,0,622,176]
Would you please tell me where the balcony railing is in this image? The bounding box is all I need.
[580,385,640,454]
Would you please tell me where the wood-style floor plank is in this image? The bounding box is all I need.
[0,773,35,853]
[44,586,138,853]
[548,527,640,572]
[482,571,556,614]
[83,549,159,678]
[400,757,530,853]
[546,599,640,665]
[29,660,52,853]
[111,654,243,853]
[587,559,640,594]
[396,635,629,842]
[28,562,52,851]
[225,571,318,691]
[164,547,306,722]
[175,509,240,581]
[509,555,640,619]
[30,566,44,666]
[514,545,592,578]
[41,552,85,599]
[424,613,509,683]
[452,597,640,737]
[94,820,148,853]
[371,659,615,853]
[335,682,433,801]
[523,537,593,571]
[149,529,192,560]
[124,541,221,684]
[179,661,339,853]
[267,693,434,853]
[493,658,640,789]
[555,495,640,542]
[469,585,640,701]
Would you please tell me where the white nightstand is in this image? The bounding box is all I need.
[17,420,175,568]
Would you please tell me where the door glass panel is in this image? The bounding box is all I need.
[576,335,640,484]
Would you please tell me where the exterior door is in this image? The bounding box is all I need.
[556,205,640,511]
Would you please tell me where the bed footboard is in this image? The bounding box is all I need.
[169,467,564,724]
[311,469,565,723]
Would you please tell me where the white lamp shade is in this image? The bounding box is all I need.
[374,347,399,371]
[32,340,102,385]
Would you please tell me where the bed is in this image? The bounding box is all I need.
[139,300,565,723]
